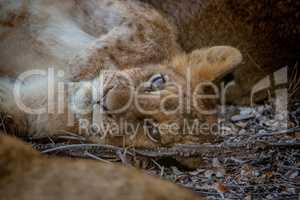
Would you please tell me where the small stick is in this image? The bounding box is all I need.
[84,151,113,164]
[41,144,123,154]
[254,127,300,138]
[116,150,131,166]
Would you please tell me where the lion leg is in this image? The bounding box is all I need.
[0,76,90,139]
[0,77,61,138]
[69,5,180,81]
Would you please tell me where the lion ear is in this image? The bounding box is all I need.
[189,46,242,82]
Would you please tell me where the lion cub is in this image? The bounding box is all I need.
[0,134,203,200]
[0,46,242,148]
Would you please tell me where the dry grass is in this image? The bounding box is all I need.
[289,63,300,103]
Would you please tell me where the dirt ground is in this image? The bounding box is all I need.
[31,101,300,200]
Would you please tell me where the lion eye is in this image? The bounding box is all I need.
[148,74,167,91]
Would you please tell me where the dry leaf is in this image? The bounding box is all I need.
[214,182,230,193]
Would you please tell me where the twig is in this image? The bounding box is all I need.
[151,159,164,177]
[254,127,300,138]
[116,150,131,166]
[47,136,55,144]
[41,144,123,154]
[83,151,112,164]
[56,135,86,141]
[0,114,8,134]
[266,141,300,148]
[56,130,87,141]
[279,164,300,171]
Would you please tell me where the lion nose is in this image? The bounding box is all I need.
[103,86,132,113]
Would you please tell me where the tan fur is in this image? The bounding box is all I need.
[2,0,284,151]
[0,134,203,200]
[0,0,180,78]
[0,46,242,149]
[0,0,298,103]
[1,0,296,193]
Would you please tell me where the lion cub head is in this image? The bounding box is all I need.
[85,46,242,148]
